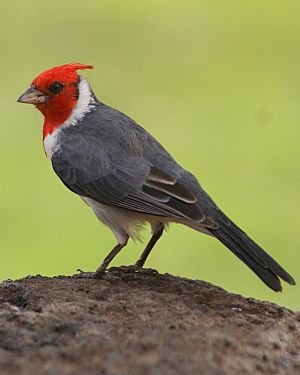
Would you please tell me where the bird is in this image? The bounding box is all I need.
[17,63,295,292]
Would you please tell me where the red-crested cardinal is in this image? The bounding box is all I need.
[17,63,295,291]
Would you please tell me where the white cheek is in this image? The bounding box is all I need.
[62,77,95,127]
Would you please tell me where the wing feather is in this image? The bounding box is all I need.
[52,157,206,223]
[51,130,213,225]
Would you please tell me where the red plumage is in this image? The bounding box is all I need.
[31,63,93,139]
[32,63,93,88]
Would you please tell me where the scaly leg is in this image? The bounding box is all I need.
[93,239,128,278]
[134,223,164,270]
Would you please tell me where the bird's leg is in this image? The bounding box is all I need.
[133,223,164,271]
[93,240,128,278]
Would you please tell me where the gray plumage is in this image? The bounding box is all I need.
[51,99,295,292]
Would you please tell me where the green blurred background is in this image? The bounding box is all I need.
[1,1,299,309]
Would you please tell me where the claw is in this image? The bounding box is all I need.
[108,265,136,273]
[137,267,159,275]
[109,265,158,275]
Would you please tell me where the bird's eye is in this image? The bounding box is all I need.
[48,82,64,95]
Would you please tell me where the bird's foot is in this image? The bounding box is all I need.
[109,265,138,273]
[73,269,104,279]
[77,268,86,274]
[109,265,158,275]
[73,265,158,279]
[136,267,159,275]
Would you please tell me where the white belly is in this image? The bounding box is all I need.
[81,196,147,244]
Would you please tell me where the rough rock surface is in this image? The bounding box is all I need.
[0,269,299,375]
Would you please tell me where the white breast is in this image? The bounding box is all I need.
[44,127,60,159]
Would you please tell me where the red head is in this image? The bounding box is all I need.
[18,63,93,138]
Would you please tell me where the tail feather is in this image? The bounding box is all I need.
[210,219,295,292]
[228,221,295,285]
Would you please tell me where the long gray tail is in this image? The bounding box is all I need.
[209,216,295,292]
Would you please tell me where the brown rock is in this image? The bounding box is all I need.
[0,269,299,375]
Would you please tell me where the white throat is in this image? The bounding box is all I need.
[43,77,96,159]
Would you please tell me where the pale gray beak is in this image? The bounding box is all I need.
[17,86,47,104]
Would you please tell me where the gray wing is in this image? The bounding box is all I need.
[51,131,214,225]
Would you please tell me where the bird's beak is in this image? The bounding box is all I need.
[17,86,47,104]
